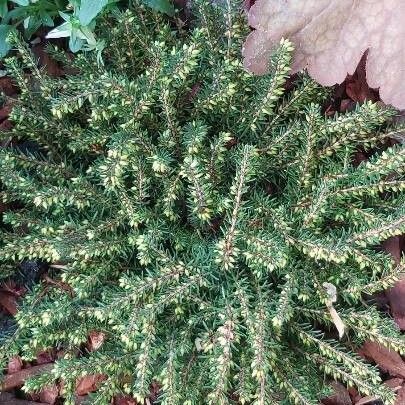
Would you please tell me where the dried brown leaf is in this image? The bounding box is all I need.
[1,364,54,391]
[394,386,405,405]
[0,104,12,122]
[243,0,405,109]
[7,356,23,374]
[36,350,55,365]
[359,341,405,378]
[387,279,405,330]
[31,45,63,77]
[87,331,105,351]
[385,378,404,390]
[383,236,405,330]
[0,119,13,132]
[113,396,138,405]
[75,374,107,396]
[345,54,379,103]
[39,384,59,405]
[0,292,18,315]
[0,77,18,97]
[322,382,352,405]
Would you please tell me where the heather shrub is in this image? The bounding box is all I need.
[0,1,404,404]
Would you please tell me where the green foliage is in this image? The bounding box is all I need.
[1,1,405,404]
[143,0,174,16]
[0,0,175,57]
[1,0,67,56]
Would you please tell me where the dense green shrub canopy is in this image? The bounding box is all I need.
[0,1,404,404]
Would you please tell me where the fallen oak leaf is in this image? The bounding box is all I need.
[322,382,352,405]
[113,395,138,405]
[394,386,405,405]
[149,380,161,402]
[386,275,405,330]
[74,395,88,405]
[1,364,54,391]
[7,356,23,374]
[385,377,404,390]
[243,0,405,109]
[359,341,405,379]
[0,291,18,315]
[383,236,403,263]
[347,386,361,403]
[1,280,27,298]
[0,103,12,121]
[345,54,379,104]
[355,396,382,405]
[383,236,405,330]
[0,76,18,96]
[386,278,405,330]
[0,119,13,132]
[75,374,107,396]
[339,99,356,113]
[38,384,59,405]
[243,0,255,11]
[32,45,64,78]
[24,393,40,403]
[36,349,56,365]
[0,278,28,313]
[87,330,105,351]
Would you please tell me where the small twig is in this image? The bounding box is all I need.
[48,264,68,270]
[42,275,74,298]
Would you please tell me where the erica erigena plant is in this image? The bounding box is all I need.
[0,1,404,404]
